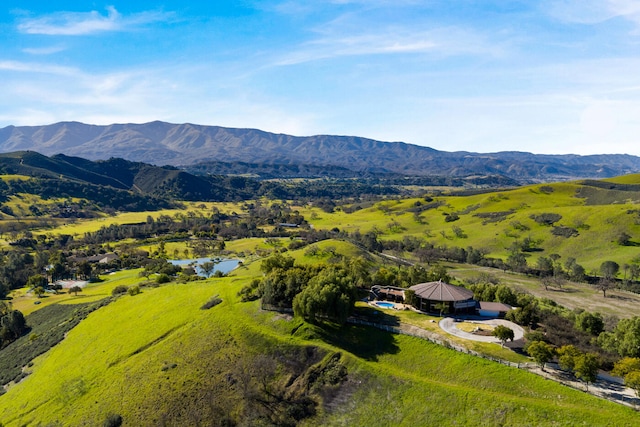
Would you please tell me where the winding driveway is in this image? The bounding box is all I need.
[439,317,525,343]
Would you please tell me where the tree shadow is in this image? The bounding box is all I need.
[315,322,400,362]
[608,294,635,302]
[547,287,579,293]
[352,305,402,327]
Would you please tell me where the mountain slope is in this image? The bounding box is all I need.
[1,121,639,182]
[0,152,258,208]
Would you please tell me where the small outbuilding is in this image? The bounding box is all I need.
[409,280,476,314]
[370,285,405,302]
[478,301,513,318]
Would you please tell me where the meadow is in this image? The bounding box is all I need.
[1,253,639,426]
[3,176,640,424]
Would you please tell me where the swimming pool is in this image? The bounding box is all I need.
[375,301,396,309]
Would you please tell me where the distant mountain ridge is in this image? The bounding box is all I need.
[1,121,639,182]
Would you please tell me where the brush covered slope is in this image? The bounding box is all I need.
[0,151,261,208]
[0,248,638,426]
[300,175,640,273]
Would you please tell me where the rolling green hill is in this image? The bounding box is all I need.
[0,253,638,426]
[3,172,640,424]
[299,176,640,273]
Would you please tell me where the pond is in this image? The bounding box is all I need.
[168,257,241,278]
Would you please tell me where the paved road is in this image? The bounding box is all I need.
[439,317,525,343]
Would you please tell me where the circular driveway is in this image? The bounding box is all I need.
[439,317,525,343]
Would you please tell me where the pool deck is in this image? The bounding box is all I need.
[369,301,408,310]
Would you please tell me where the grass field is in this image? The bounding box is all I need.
[3,178,640,424]
[1,242,639,425]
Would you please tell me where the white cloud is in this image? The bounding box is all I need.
[275,26,499,65]
[17,6,173,36]
[545,0,640,26]
[22,45,66,55]
[0,60,77,75]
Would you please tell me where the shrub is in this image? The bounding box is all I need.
[156,274,171,284]
[127,285,141,296]
[551,226,579,238]
[444,213,459,222]
[539,186,554,194]
[530,213,562,226]
[103,413,123,427]
[288,240,307,250]
[201,295,222,310]
[111,285,128,296]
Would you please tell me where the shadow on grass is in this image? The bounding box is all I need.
[609,294,636,302]
[315,322,400,362]
[547,287,580,293]
[352,305,401,327]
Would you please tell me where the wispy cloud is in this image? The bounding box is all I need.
[545,0,640,27]
[0,60,77,75]
[17,6,173,36]
[22,45,66,55]
[276,26,499,65]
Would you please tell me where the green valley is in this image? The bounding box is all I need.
[2,161,640,425]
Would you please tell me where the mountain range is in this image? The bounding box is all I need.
[1,121,639,182]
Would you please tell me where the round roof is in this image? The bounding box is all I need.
[409,280,474,302]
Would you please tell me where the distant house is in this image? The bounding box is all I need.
[278,223,299,228]
[56,280,88,289]
[408,280,476,314]
[71,253,119,264]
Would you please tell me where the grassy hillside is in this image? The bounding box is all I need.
[3,175,640,424]
[1,245,639,426]
[299,178,640,272]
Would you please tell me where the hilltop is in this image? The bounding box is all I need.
[2,121,640,182]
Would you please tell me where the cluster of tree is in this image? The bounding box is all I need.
[0,301,27,349]
[3,177,178,213]
[82,203,307,247]
[0,243,122,297]
[466,281,518,306]
[370,264,450,288]
[525,339,600,389]
[0,251,39,298]
[611,357,640,397]
[341,226,639,296]
[239,254,367,324]
[138,258,182,279]
[597,317,640,358]
[464,274,616,364]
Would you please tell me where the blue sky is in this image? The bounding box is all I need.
[2,1,640,155]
